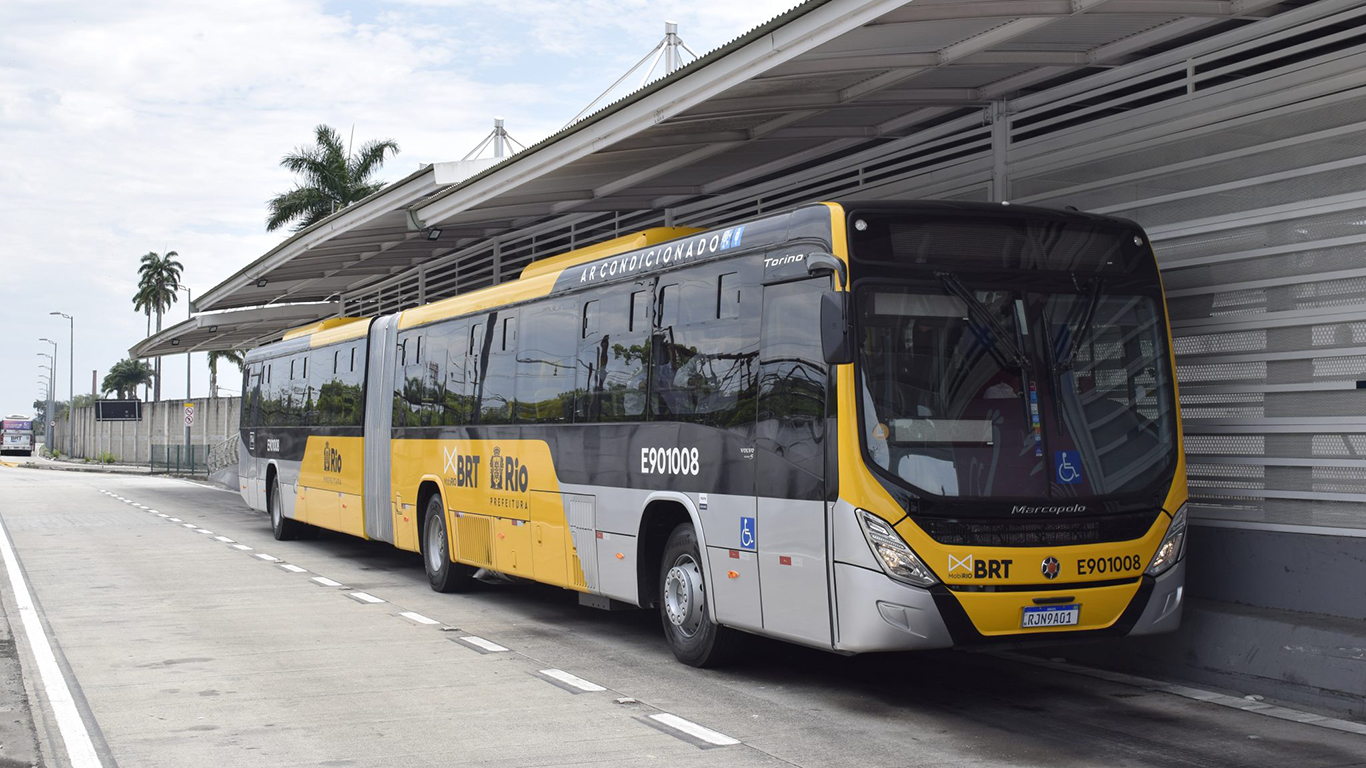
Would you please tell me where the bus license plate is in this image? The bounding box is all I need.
[1021,605,1080,628]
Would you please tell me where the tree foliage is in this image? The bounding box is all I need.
[266,124,400,232]
[207,349,245,398]
[134,250,183,401]
[101,359,156,400]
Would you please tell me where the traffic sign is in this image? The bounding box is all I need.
[184,403,196,427]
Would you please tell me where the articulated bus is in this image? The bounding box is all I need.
[239,201,1187,666]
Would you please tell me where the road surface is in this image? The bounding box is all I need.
[0,465,1363,767]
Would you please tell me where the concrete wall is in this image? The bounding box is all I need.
[52,397,240,464]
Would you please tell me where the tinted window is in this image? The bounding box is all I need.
[758,279,828,481]
[652,261,760,428]
[476,312,516,424]
[517,302,576,423]
[578,283,650,422]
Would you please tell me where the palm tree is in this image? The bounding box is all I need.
[132,282,156,400]
[207,350,245,398]
[266,124,400,232]
[135,251,183,400]
[102,359,156,400]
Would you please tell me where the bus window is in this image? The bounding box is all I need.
[517,302,576,423]
[478,312,516,424]
[652,263,761,427]
[758,279,828,493]
[578,282,650,422]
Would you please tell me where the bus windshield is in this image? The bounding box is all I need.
[857,281,1175,500]
[848,209,1176,503]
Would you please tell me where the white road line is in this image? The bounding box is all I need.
[310,577,344,587]
[147,510,160,515]
[278,564,307,573]
[347,592,385,604]
[133,505,147,509]
[540,669,606,692]
[648,713,740,746]
[195,529,213,535]
[167,518,182,523]
[0,523,103,767]
[181,523,197,529]
[231,544,253,551]
[399,611,440,625]
[213,536,234,543]
[459,636,508,653]
[254,554,281,562]
[155,514,168,518]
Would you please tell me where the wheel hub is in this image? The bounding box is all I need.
[426,515,446,571]
[663,556,704,637]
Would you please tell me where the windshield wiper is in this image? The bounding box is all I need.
[936,272,1028,370]
[1058,277,1104,371]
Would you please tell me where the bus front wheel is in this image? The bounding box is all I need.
[659,523,742,667]
[423,496,473,593]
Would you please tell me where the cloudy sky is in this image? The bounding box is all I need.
[0,0,798,417]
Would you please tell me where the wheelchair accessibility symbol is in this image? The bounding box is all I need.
[740,517,757,550]
[1054,451,1082,485]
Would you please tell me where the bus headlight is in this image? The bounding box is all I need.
[857,510,938,587]
[1145,505,1188,577]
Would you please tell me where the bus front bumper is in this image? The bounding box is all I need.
[833,559,1185,653]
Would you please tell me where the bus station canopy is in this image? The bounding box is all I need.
[129,302,340,359]
[174,0,1297,353]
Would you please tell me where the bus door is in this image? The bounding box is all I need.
[755,271,833,647]
[242,364,263,509]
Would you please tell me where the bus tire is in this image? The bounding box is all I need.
[423,495,472,593]
[659,523,743,668]
[269,475,305,541]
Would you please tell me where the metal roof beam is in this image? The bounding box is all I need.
[415,0,918,227]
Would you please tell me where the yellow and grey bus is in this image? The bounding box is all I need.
[239,201,1188,666]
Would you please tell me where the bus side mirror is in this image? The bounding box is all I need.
[820,291,853,365]
[806,252,846,287]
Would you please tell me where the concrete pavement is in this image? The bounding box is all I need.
[1,465,1364,767]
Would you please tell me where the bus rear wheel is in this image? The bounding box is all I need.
[423,496,473,593]
[659,523,743,668]
[269,475,308,541]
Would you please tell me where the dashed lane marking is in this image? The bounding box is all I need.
[213,536,234,543]
[0,520,103,767]
[254,554,281,563]
[399,611,440,626]
[279,564,307,573]
[181,523,197,529]
[311,577,344,587]
[194,529,213,535]
[347,592,385,604]
[231,544,253,551]
[538,669,607,693]
[457,636,508,653]
[155,514,168,518]
[646,713,740,747]
[167,518,182,523]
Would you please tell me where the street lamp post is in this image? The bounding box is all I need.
[50,313,73,457]
[39,339,57,450]
[37,378,49,446]
[37,354,53,452]
[177,287,192,463]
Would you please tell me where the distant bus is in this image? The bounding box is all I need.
[2,415,35,457]
[239,201,1188,666]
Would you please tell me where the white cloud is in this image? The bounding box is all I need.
[0,0,799,413]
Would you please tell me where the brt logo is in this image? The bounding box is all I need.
[488,447,529,493]
[322,442,343,473]
[947,554,1014,579]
